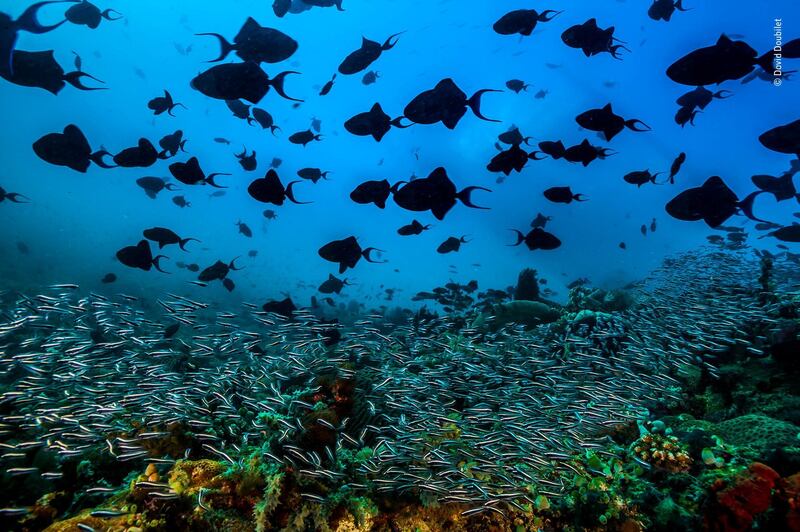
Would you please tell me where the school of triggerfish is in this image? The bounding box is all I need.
[2,1,800,290]
[1,0,800,525]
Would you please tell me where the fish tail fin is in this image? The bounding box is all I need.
[382,31,405,50]
[205,173,230,188]
[573,194,588,201]
[756,51,776,72]
[508,229,524,246]
[538,10,562,21]
[286,181,312,204]
[179,238,199,251]
[5,193,30,203]
[390,181,405,194]
[16,1,67,34]
[609,44,629,60]
[390,116,412,129]
[674,0,689,11]
[179,140,188,152]
[63,71,106,91]
[713,89,733,99]
[157,149,170,160]
[362,248,387,263]
[467,89,501,122]
[196,32,234,62]
[270,71,303,102]
[152,255,170,274]
[90,150,116,168]
[168,102,187,117]
[229,257,243,271]
[528,151,547,160]
[101,9,124,20]
[270,125,281,136]
[624,119,651,132]
[334,0,345,10]
[738,191,771,223]
[165,184,179,191]
[457,186,492,210]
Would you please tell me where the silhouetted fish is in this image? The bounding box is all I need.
[247,169,308,205]
[561,18,627,59]
[297,167,330,183]
[159,130,187,158]
[198,259,241,291]
[488,145,529,175]
[759,119,800,156]
[350,179,396,208]
[509,228,561,250]
[575,104,650,141]
[252,108,280,134]
[676,86,731,110]
[648,0,688,22]
[493,9,560,36]
[624,169,663,187]
[392,167,490,220]
[32,124,112,172]
[1,50,104,94]
[0,2,67,77]
[65,0,122,29]
[262,297,297,318]
[191,62,302,103]
[437,236,469,254]
[344,103,409,141]
[116,240,168,272]
[198,17,298,64]
[751,172,798,201]
[143,227,198,251]
[236,221,253,237]
[288,129,321,146]
[397,220,430,236]
[236,147,258,171]
[318,236,384,273]
[319,273,348,294]
[544,186,586,204]
[403,78,499,129]
[666,35,790,86]
[137,177,177,199]
[100,138,160,168]
[668,152,686,184]
[169,157,229,187]
[338,33,402,75]
[0,185,28,203]
[148,90,186,116]
[665,175,767,227]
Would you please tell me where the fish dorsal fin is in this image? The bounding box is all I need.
[603,103,612,112]
[717,34,733,45]
[435,78,455,91]
[428,167,448,183]
[362,36,379,48]
[586,18,598,28]
[370,102,383,114]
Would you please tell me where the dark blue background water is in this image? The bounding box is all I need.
[0,0,797,307]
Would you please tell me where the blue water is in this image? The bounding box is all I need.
[1,0,798,307]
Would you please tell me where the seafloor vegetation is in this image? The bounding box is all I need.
[1,249,799,531]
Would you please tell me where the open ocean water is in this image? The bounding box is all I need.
[1,0,800,530]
